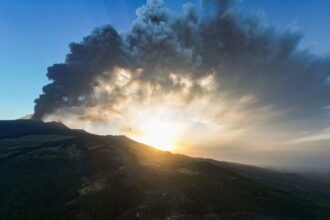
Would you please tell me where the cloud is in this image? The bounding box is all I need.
[33,25,127,119]
[284,127,330,144]
[32,0,330,158]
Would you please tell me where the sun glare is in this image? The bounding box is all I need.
[139,118,177,151]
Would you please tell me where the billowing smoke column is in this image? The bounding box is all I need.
[33,26,127,119]
[33,0,330,127]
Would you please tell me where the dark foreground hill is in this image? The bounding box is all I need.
[0,120,330,219]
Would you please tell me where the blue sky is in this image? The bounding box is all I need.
[1,0,330,119]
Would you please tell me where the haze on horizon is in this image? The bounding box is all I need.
[1,0,330,172]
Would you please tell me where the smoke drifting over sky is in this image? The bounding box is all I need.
[33,0,330,170]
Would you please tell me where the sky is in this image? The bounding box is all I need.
[1,0,330,119]
[1,0,330,171]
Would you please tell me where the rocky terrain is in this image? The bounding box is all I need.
[1,120,330,219]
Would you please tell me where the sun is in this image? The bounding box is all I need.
[139,118,177,151]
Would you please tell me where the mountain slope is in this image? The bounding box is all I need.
[0,120,329,219]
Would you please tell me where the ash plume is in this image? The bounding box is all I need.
[33,0,330,132]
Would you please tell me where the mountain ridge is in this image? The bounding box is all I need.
[1,119,330,219]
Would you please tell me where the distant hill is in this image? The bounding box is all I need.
[0,120,330,219]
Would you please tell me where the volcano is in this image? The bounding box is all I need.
[0,120,330,219]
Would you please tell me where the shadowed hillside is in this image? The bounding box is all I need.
[0,120,330,219]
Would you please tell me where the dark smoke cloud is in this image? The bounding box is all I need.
[33,0,330,129]
[33,26,128,119]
